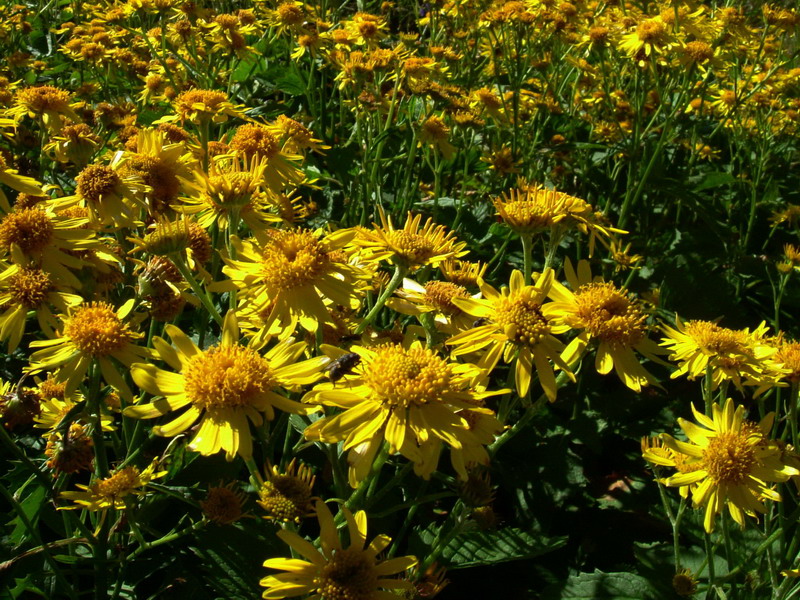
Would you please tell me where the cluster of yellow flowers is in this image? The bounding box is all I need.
[1,0,799,598]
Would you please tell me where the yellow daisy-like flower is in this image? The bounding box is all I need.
[260,501,417,600]
[660,318,778,390]
[448,270,575,401]
[542,259,662,392]
[386,278,477,334]
[256,458,317,523]
[228,123,307,192]
[53,157,148,228]
[9,85,81,132]
[354,210,467,271]
[657,399,798,533]
[169,89,249,125]
[0,205,102,288]
[0,263,82,352]
[123,311,327,460]
[493,184,625,250]
[28,300,149,397]
[178,156,282,233]
[221,228,365,335]
[303,341,502,486]
[618,17,674,63]
[59,460,167,511]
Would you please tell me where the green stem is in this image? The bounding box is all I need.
[705,532,717,599]
[354,263,407,335]
[0,483,78,599]
[171,253,222,326]
[344,442,390,512]
[521,232,533,285]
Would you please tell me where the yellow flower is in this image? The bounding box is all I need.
[54,157,148,228]
[0,263,82,352]
[29,300,149,398]
[221,228,365,336]
[178,156,282,233]
[303,341,502,485]
[386,278,477,334]
[229,123,307,192]
[657,399,798,533]
[661,318,778,390]
[448,270,574,401]
[170,89,249,125]
[59,460,166,511]
[123,311,326,460]
[542,259,662,392]
[354,210,467,271]
[0,205,105,288]
[256,458,317,523]
[9,85,81,132]
[260,501,417,599]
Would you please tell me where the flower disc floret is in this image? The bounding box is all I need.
[261,229,331,291]
[703,431,756,485]
[570,282,646,346]
[423,281,469,315]
[316,548,378,600]
[384,230,436,265]
[94,466,141,500]
[230,124,279,159]
[184,345,276,411]
[493,296,551,347]
[63,302,135,357]
[362,345,452,408]
[76,165,121,204]
[683,321,748,354]
[0,207,54,254]
[16,85,72,114]
[9,268,53,308]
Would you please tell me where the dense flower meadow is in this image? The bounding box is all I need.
[1,0,800,598]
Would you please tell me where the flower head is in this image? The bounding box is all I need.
[654,399,798,532]
[59,460,166,511]
[260,501,416,600]
[256,459,316,522]
[124,311,326,460]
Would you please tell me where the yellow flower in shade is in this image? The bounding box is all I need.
[542,259,663,392]
[0,153,45,212]
[660,318,778,390]
[260,501,417,600]
[256,458,317,523]
[221,228,365,335]
[29,300,148,398]
[170,89,249,125]
[59,460,167,511]
[656,399,798,533]
[34,395,115,433]
[641,436,701,500]
[0,205,103,288]
[268,115,329,155]
[386,278,477,334]
[200,482,248,525]
[354,210,467,271]
[0,263,82,352]
[448,270,575,401]
[303,342,502,486]
[124,311,327,460]
[178,156,281,232]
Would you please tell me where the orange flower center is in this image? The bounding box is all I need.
[569,282,646,346]
[260,229,331,291]
[183,345,275,410]
[493,295,551,346]
[0,207,55,254]
[63,303,134,357]
[363,345,453,408]
[315,548,378,600]
[9,267,53,308]
[702,431,756,484]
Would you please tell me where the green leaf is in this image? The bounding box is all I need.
[440,527,567,569]
[275,71,306,96]
[543,570,660,600]
[694,172,736,191]
[7,485,46,546]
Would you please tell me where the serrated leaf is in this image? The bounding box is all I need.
[543,570,659,600]
[440,527,566,569]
